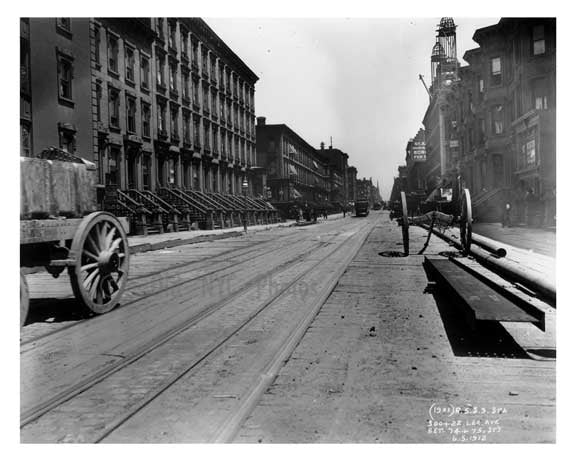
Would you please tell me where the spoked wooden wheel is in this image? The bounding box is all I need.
[68,212,129,314]
[20,269,29,327]
[400,191,409,256]
[459,188,473,255]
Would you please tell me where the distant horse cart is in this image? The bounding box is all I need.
[20,148,130,326]
[389,178,472,256]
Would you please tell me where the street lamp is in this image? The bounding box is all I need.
[242,176,249,233]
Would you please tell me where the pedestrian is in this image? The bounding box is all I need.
[323,209,328,220]
[342,205,346,217]
[502,201,512,227]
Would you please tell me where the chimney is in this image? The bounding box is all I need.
[320,142,325,150]
[257,116,266,126]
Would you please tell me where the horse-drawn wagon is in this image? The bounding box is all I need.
[20,148,130,326]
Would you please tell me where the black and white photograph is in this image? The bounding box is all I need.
[11,0,569,453]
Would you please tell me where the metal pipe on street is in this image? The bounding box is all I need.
[471,234,507,258]
[421,225,556,303]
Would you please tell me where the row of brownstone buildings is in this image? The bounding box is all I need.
[392,18,556,227]
[20,18,365,231]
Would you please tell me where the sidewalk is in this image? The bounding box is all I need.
[128,212,347,254]
[472,222,556,258]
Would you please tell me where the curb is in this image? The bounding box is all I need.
[129,222,297,255]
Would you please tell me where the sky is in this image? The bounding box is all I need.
[204,17,499,200]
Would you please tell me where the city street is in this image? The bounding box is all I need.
[21,212,555,443]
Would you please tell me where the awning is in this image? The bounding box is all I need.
[293,188,302,199]
[288,164,297,175]
[289,144,296,154]
[313,160,319,169]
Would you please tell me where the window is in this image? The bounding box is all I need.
[109,88,120,128]
[181,31,188,58]
[210,55,216,78]
[106,147,120,186]
[126,96,136,133]
[202,51,207,74]
[125,46,135,82]
[142,103,151,138]
[193,164,200,190]
[192,78,198,104]
[108,34,119,73]
[211,90,217,114]
[157,101,167,133]
[220,96,225,119]
[140,55,150,89]
[191,41,197,65]
[183,111,191,143]
[479,78,484,93]
[142,155,151,190]
[213,127,219,153]
[58,55,73,100]
[202,84,209,109]
[533,25,546,55]
[204,122,211,149]
[94,26,101,65]
[157,18,164,41]
[193,118,201,145]
[490,57,501,86]
[21,122,31,157]
[491,104,504,135]
[531,78,549,110]
[182,70,190,100]
[156,55,165,87]
[169,22,177,49]
[169,62,178,93]
[169,158,176,185]
[95,83,102,122]
[526,139,536,166]
[170,106,179,140]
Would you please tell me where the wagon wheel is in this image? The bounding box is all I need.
[459,188,473,255]
[400,191,409,256]
[68,212,129,315]
[20,269,29,327]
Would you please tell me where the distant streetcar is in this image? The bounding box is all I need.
[354,200,370,217]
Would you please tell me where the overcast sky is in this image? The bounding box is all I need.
[204,17,498,200]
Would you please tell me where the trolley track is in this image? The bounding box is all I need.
[21,230,312,346]
[21,220,371,432]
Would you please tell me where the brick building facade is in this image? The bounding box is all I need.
[256,117,330,215]
[394,18,555,227]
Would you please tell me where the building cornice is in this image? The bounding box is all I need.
[183,18,259,84]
